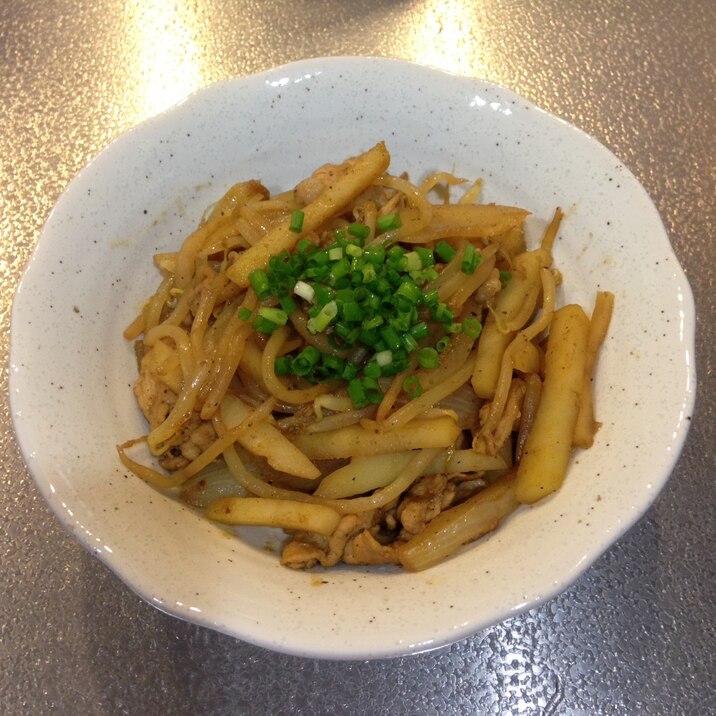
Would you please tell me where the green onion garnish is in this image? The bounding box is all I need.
[435,240,456,262]
[403,375,423,399]
[461,243,481,274]
[348,378,368,408]
[289,209,305,233]
[257,307,288,326]
[306,300,338,334]
[248,269,271,299]
[463,316,482,339]
[418,347,439,369]
[376,212,402,233]
[274,356,292,375]
[238,307,253,322]
[435,336,450,353]
[291,346,321,376]
[348,223,370,239]
[293,280,315,303]
[500,270,512,288]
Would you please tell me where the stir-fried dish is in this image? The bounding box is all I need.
[119,142,613,571]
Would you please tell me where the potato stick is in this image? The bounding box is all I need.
[574,291,614,448]
[515,305,589,503]
[315,452,415,498]
[330,448,441,512]
[207,497,341,536]
[398,472,519,571]
[292,416,461,459]
[238,338,269,390]
[382,354,476,430]
[227,142,390,287]
[221,394,320,479]
[408,203,529,242]
[510,333,541,374]
[316,449,508,499]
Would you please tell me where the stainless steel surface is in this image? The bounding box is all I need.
[1,1,713,713]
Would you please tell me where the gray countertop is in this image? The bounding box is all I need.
[1,1,714,713]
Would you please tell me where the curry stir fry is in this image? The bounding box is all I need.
[119,142,613,571]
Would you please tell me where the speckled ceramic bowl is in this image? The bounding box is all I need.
[10,57,695,659]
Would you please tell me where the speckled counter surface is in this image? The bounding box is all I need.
[1,1,714,714]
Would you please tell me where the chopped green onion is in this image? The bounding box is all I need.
[348,378,368,408]
[436,336,450,353]
[500,270,512,287]
[293,280,315,303]
[342,362,359,381]
[402,332,419,353]
[363,244,385,266]
[258,307,288,326]
[314,284,334,306]
[414,247,435,267]
[279,294,297,314]
[348,223,370,239]
[409,321,429,340]
[380,326,402,353]
[252,316,279,334]
[461,243,481,274]
[376,213,402,233]
[375,350,393,367]
[362,376,384,404]
[289,209,305,233]
[362,315,384,331]
[238,307,253,322]
[321,353,345,374]
[432,302,454,324]
[418,347,439,369]
[402,251,423,272]
[362,263,377,283]
[446,322,463,334]
[403,375,424,399]
[274,356,292,376]
[435,240,457,262]
[395,280,421,305]
[363,361,382,379]
[345,243,363,258]
[341,301,363,323]
[248,269,271,299]
[330,258,351,280]
[306,300,338,334]
[328,246,343,261]
[291,346,321,376]
[463,316,482,339]
[421,289,439,308]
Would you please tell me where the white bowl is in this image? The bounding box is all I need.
[10,57,695,659]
